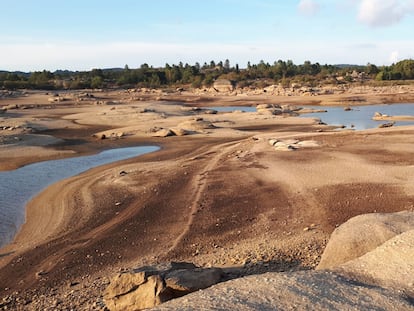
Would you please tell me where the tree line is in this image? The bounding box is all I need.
[1,59,413,90]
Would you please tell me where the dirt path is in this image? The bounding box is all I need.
[166,140,243,254]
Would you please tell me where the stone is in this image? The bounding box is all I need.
[257,108,282,115]
[203,109,217,115]
[256,104,272,110]
[104,262,224,310]
[104,272,165,311]
[378,122,394,128]
[274,142,296,151]
[334,229,414,293]
[169,127,190,136]
[317,211,414,269]
[4,104,18,110]
[152,129,175,137]
[151,270,414,311]
[268,139,279,146]
[164,268,222,294]
[177,119,216,132]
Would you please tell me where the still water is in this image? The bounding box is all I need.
[300,103,414,130]
[0,146,159,247]
[207,103,414,130]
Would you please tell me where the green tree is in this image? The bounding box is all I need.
[91,76,104,89]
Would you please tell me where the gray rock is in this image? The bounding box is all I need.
[334,229,414,295]
[317,211,414,269]
[152,270,413,311]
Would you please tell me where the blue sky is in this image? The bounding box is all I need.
[1,0,414,71]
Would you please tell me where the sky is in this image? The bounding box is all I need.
[1,0,414,71]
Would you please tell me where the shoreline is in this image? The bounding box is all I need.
[0,88,414,309]
[0,145,160,249]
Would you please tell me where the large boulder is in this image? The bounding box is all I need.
[256,108,282,115]
[105,272,165,311]
[317,211,414,269]
[169,127,191,136]
[334,229,414,294]
[151,128,175,137]
[165,267,223,294]
[177,118,216,132]
[152,270,413,311]
[104,262,223,311]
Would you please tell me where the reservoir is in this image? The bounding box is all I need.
[205,103,414,130]
[0,145,159,247]
[299,103,414,130]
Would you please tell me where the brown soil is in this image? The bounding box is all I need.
[0,89,413,310]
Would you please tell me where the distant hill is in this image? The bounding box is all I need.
[334,64,364,69]
[0,70,30,77]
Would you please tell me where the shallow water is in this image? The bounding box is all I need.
[300,103,414,130]
[0,145,159,247]
[206,103,414,130]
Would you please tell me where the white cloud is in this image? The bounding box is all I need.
[389,50,400,63]
[357,0,414,27]
[298,0,320,16]
[1,37,413,71]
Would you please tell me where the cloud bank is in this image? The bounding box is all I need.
[357,0,414,27]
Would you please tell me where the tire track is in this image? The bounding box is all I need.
[166,140,242,254]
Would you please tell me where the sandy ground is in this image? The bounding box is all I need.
[0,88,413,309]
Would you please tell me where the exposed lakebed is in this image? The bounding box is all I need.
[0,145,159,248]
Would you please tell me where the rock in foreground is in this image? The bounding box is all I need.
[104,262,223,311]
[334,229,414,295]
[152,270,413,311]
[317,211,414,269]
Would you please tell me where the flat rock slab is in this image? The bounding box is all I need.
[152,270,413,311]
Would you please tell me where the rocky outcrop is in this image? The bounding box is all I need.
[373,112,414,122]
[317,211,414,269]
[213,79,234,92]
[334,229,414,294]
[152,270,413,311]
[268,138,319,151]
[150,212,414,310]
[176,118,216,132]
[151,128,175,137]
[104,262,223,311]
[256,104,303,116]
[149,118,215,138]
[256,103,282,115]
